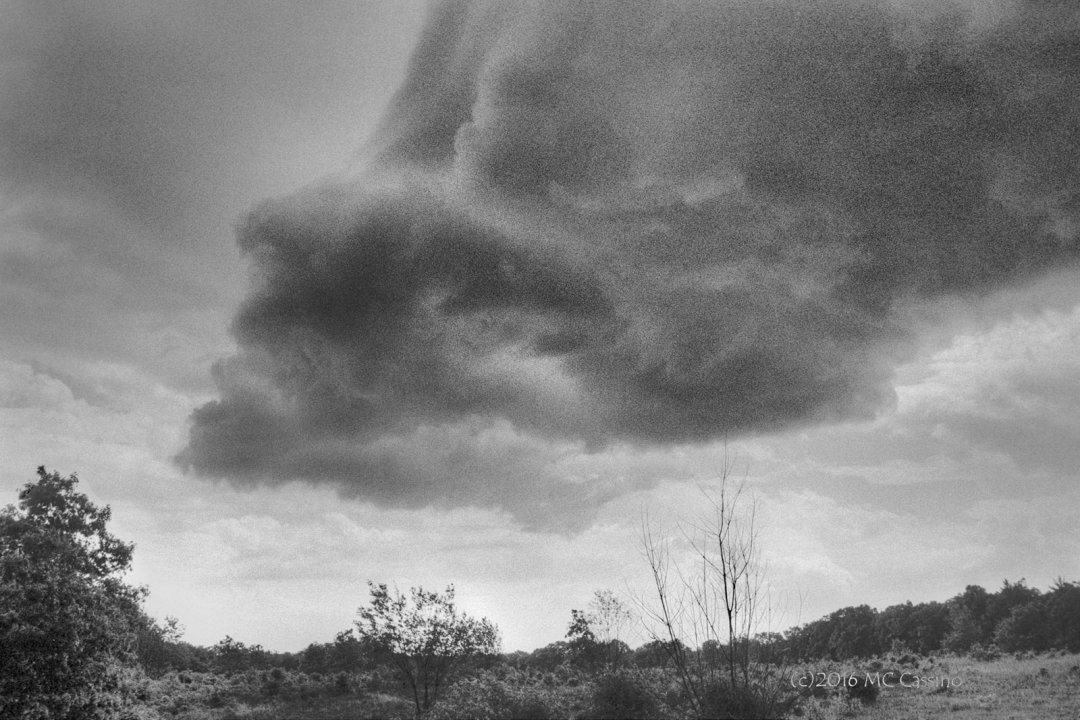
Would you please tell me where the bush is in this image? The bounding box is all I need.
[845,673,880,705]
[334,671,353,695]
[698,676,800,719]
[589,671,658,719]
[430,668,589,719]
[969,643,1001,662]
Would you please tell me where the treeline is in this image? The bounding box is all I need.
[135,578,1080,680]
[771,579,1080,661]
[134,630,331,677]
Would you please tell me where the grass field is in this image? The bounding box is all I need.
[798,652,1080,720]
[134,650,1080,719]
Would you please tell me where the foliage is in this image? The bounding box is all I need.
[566,590,635,672]
[697,675,799,720]
[566,608,601,670]
[1047,579,1080,652]
[513,639,571,672]
[844,671,881,705]
[213,635,270,674]
[779,578,1080,663]
[135,615,191,677]
[430,667,590,720]
[589,669,660,719]
[945,584,993,652]
[297,629,377,675]
[995,602,1051,653]
[0,467,148,719]
[355,582,500,717]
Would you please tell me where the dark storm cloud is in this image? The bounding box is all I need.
[0,1,422,385]
[182,0,1080,525]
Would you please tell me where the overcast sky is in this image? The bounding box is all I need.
[2,0,1079,653]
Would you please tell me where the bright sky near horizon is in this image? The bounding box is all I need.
[2,0,1079,653]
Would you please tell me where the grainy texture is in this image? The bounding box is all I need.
[801,653,1080,720]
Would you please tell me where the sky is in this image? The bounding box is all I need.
[1,0,1079,653]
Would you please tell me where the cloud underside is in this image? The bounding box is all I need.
[181,0,1079,527]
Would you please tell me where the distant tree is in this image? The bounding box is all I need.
[566,591,635,672]
[944,604,982,653]
[212,635,267,674]
[986,579,1041,632]
[956,585,992,636]
[907,601,950,654]
[355,582,500,718]
[828,605,879,658]
[527,639,571,671]
[749,631,786,664]
[700,638,723,665]
[588,589,634,668]
[1046,579,1080,652]
[632,638,685,668]
[135,614,186,677]
[783,618,832,661]
[944,585,991,653]
[331,628,373,671]
[0,467,146,718]
[300,641,331,674]
[566,607,602,670]
[995,602,1051,652]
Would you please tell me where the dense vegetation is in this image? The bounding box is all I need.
[776,578,1080,661]
[1,468,149,718]
[2,467,1078,719]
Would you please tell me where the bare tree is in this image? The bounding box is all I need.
[639,456,794,718]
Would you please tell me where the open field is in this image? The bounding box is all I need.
[800,653,1080,720]
[127,651,1080,719]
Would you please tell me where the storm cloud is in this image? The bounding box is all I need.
[181,0,1080,525]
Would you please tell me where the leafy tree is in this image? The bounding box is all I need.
[954,584,992,638]
[944,603,982,653]
[527,640,571,671]
[212,634,267,674]
[828,605,878,659]
[986,578,1041,631]
[906,601,950,654]
[134,614,186,677]
[587,589,634,669]
[331,627,372,671]
[300,641,331,673]
[994,602,1051,652]
[1046,579,1080,652]
[355,582,500,718]
[0,467,145,718]
[631,638,685,668]
[566,608,601,670]
[749,631,787,665]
